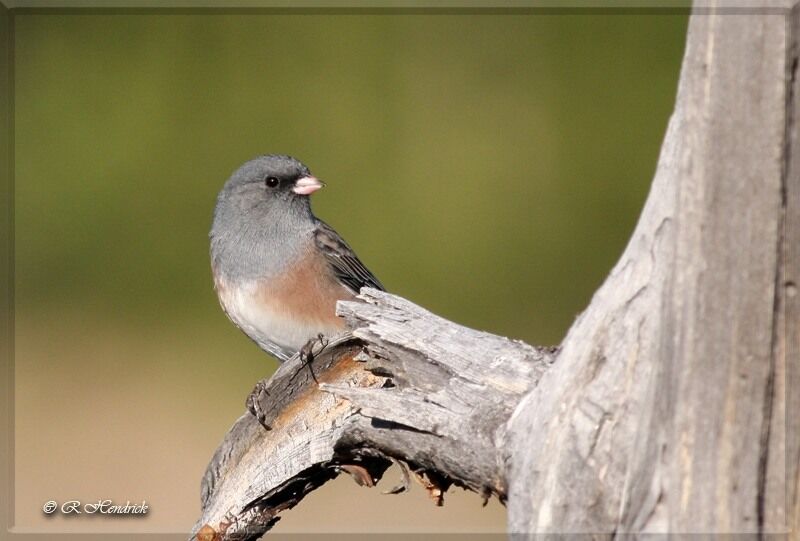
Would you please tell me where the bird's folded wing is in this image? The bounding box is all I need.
[313,220,385,295]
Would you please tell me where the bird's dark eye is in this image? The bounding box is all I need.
[265,176,279,188]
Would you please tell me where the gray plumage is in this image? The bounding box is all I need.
[211,155,315,281]
[210,155,384,362]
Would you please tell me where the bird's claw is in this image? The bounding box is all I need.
[295,333,330,384]
[246,379,272,429]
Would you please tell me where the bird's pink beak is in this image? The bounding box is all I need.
[293,176,325,195]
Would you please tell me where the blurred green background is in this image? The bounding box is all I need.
[12,10,687,534]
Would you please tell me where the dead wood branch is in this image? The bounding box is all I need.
[193,290,556,540]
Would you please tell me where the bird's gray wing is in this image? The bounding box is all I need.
[313,220,385,295]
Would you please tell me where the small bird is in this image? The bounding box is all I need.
[210,155,384,362]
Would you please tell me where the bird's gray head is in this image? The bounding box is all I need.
[211,155,324,277]
[216,154,323,213]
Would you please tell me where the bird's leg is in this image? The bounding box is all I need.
[246,379,272,429]
[251,334,332,427]
[295,333,329,385]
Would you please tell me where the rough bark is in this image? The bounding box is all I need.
[506,4,798,534]
[193,3,798,539]
[781,4,800,537]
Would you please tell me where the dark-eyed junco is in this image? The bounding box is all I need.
[210,155,384,362]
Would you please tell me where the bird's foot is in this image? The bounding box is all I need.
[295,333,330,384]
[246,379,272,429]
[300,333,329,361]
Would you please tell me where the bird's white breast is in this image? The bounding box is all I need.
[216,278,343,358]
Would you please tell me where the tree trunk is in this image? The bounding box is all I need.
[507,4,797,534]
[193,3,799,539]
